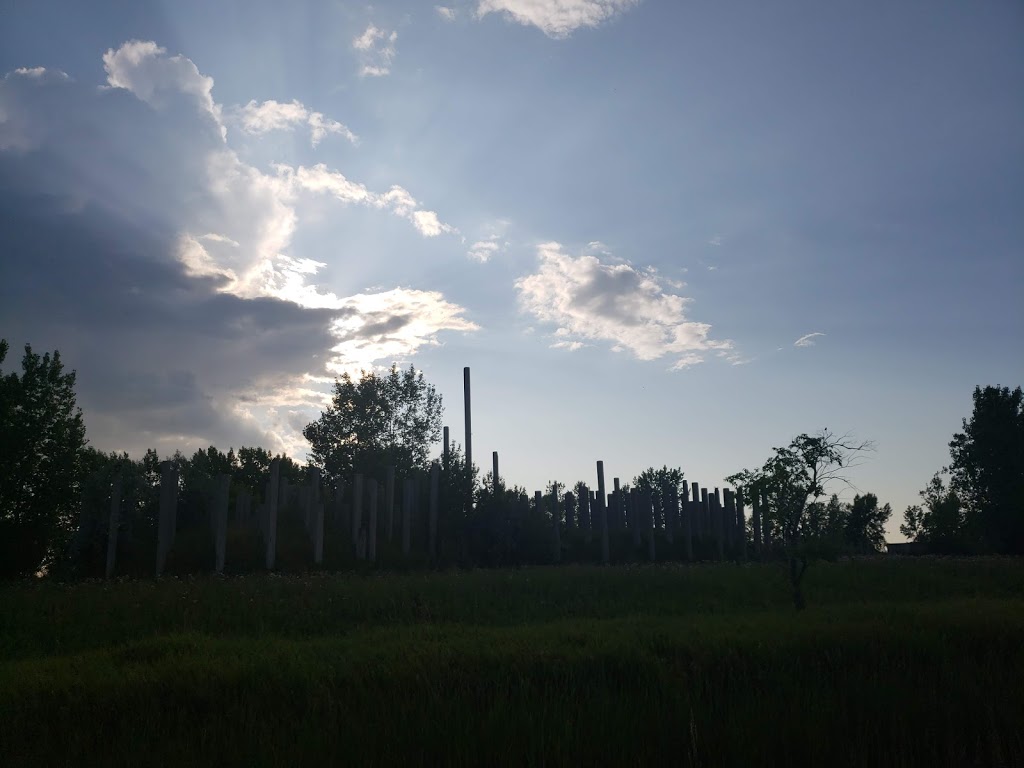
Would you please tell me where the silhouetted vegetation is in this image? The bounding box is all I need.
[2,560,1023,766]
[727,430,875,609]
[0,340,86,577]
[902,385,1024,554]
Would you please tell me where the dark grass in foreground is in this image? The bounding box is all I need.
[2,559,1023,766]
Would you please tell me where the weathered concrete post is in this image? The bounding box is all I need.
[443,426,450,472]
[402,476,413,556]
[580,484,591,545]
[563,490,575,532]
[385,466,396,543]
[352,473,364,558]
[753,490,763,557]
[280,477,290,520]
[644,490,656,561]
[429,462,440,561]
[156,462,178,576]
[612,478,621,530]
[681,481,693,560]
[735,492,747,561]
[700,487,711,557]
[463,367,472,489]
[234,489,250,525]
[266,459,280,570]
[630,489,642,549]
[690,482,701,542]
[307,468,320,536]
[367,478,378,563]
[713,488,724,561]
[492,451,499,497]
[212,474,230,574]
[105,474,122,579]
[665,481,677,546]
[596,461,609,564]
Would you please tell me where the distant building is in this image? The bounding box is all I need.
[886,541,930,556]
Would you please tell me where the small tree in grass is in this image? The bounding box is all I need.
[727,429,873,610]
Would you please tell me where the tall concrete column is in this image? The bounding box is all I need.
[266,459,280,570]
[105,474,122,579]
[214,474,230,574]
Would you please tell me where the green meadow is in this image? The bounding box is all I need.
[3,558,1023,766]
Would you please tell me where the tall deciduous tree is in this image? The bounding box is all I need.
[900,472,965,550]
[727,429,872,610]
[303,364,443,486]
[947,385,1024,553]
[0,340,87,577]
[632,466,685,511]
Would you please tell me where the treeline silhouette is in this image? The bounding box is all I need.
[1,339,1021,579]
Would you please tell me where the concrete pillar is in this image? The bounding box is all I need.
[156,462,178,576]
[612,478,621,530]
[492,452,499,497]
[266,459,280,570]
[385,466,395,543]
[429,463,440,562]
[213,474,230,574]
[564,491,575,532]
[714,488,724,561]
[665,482,677,546]
[580,485,591,545]
[630,489,642,549]
[645,490,656,562]
[105,474,122,579]
[681,481,693,561]
[753,490,763,556]
[402,476,413,556]
[463,367,472,483]
[352,473,363,557]
[367,478,378,563]
[689,482,701,541]
[443,426,450,472]
[596,461,609,565]
[736,493,747,561]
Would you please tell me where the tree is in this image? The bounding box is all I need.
[947,385,1023,553]
[900,472,966,551]
[303,364,443,486]
[844,493,891,553]
[0,340,87,577]
[632,466,685,522]
[727,429,872,610]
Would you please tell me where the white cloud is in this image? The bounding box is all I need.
[516,242,732,368]
[11,66,69,80]
[328,288,479,373]
[794,332,826,348]
[102,40,224,137]
[436,6,457,20]
[476,0,641,38]
[353,25,398,77]
[281,165,456,237]
[234,99,357,146]
[468,240,501,262]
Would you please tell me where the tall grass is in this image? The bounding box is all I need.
[2,558,1022,766]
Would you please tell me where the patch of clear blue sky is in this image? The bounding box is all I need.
[2,1,1021,538]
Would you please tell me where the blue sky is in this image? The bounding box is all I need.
[1,0,1022,540]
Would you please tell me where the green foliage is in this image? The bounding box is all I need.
[0,340,87,577]
[631,465,685,514]
[948,385,1024,553]
[2,562,1023,766]
[901,472,967,551]
[727,429,873,608]
[303,364,443,488]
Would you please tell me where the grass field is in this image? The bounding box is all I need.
[2,557,1023,766]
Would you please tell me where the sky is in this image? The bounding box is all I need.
[1,0,1022,541]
